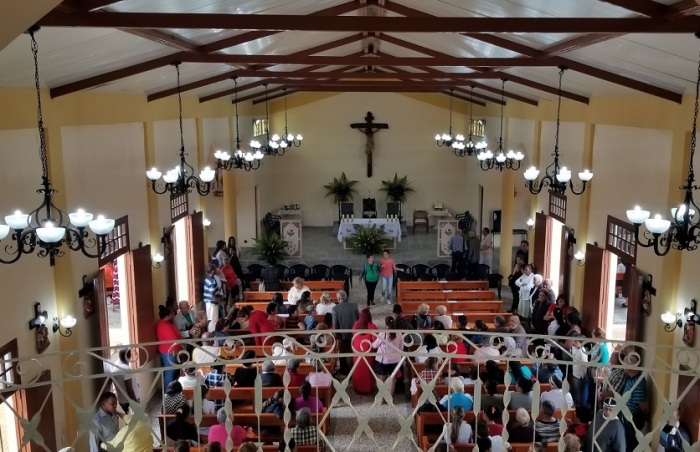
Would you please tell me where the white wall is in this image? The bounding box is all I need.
[200,117,228,247]
[254,93,480,226]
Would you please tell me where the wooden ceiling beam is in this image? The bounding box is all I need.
[180,54,559,67]
[250,89,301,105]
[36,12,700,33]
[210,70,503,80]
[257,79,502,88]
[147,33,365,101]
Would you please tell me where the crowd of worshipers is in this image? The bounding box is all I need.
[97,235,691,451]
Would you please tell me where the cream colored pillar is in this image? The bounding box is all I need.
[572,123,596,310]
[528,120,543,257]
[499,168,515,278]
[224,116,238,239]
[143,121,167,305]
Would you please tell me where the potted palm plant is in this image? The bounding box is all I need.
[251,233,289,265]
[324,172,359,222]
[346,225,392,255]
[379,173,415,220]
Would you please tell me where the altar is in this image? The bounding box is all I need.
[337,218,401,250]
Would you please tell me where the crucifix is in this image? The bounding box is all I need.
[350,111,389,177]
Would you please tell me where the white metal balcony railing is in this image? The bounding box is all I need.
[0,330,698,452]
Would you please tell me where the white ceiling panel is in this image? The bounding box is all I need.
[220,31,355,55]
[108,0,348,15]
[384,33,523,59]
[395,0,639,18]
[0,27,174,88]
[99,62,232,95]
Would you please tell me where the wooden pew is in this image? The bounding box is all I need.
[401,300,503,313]
[241,302,338,314]
[399,281,489,291]
[407,361,534,380]
[279,280,344,291]
[157,411,328,444]
[399,290,496,302]
[420,437,559,452]
[244,291,336,302]
[182,386,333,411]
[410,383,551,408]
[417,410,574,451]
[158,446,319,452]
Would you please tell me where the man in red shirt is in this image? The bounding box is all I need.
[244,307,274,346]
[155,305,182,389]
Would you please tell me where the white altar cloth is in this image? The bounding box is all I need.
[336,218,402,242]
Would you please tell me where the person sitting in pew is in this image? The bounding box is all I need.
[166,404,198,445]
[535,400,562,444]
[411,356,440,396]
[238,442,259,452]
[289,407,324,450]
[468,320,490,345]
[284,305,306,331]
[566,405,593,442]
[481,379,505,412]
[293,381,324,413]
[441,406,473,445]
[278,439,297,452]
[463,365,479,385]
[415,334,442,364]
[456,315,469,331]
[205,362,234,409]
[196,384,216,415]
[540,375,574,410]
[205,442,222,452]
[178,363,205,390]
[163,381,189,414]
[474,336,502,363]
[261,360,283,387]
[174,439,190,452]
[287,359,307,387]
[266,302,285,330]
[273,338,297,366]
[271,292,287,315]
[433,320,450,345]
[481,405,505,436]
[442,362,465,386]
[307,359,332,388]
[412,303,433,329]
[508,360,533,383]
[314,292,334,316]
[207,408,247,448]
[262,389,287,418]
[296,291,314,314]
[476,420,511,452]
[439,378,474,411]
[507,407,541,443]
[288,277,311,305]
[507,377,534,411]
[233,350,258,387]
[434,305,453,329]
[480,360,505,384]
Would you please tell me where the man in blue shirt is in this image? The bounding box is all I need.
[203,264,221,332]
[447,229,466,275]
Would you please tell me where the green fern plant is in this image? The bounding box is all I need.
[323,172,359,203]
[380,173,415,203]
[251,233,289,265]
[346,225,392,255]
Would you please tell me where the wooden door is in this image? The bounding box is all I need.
[678,373,700,443]
[163,227,176,299]
[533,212,550,276]
[19,370,56,451]
[623,266,645,342]
[187,212,206,305]
[127,245,157,365]
[94,270,110,356]
[581,244,609,336]
[559,227,573,297]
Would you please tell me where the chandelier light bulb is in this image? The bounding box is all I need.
[199,167,216,183]
[271,134,280,142]
[505,150,516,159]
[574,251,585,261]
[523,167,540,181]
[244,153,255,162]
[296,134,303,141]
[496,153,507,163]
[287,134,294,142]
[162,171,178,184]
[152,252,165,264]
[254,151,264,160]
[671,204,696,223]
[6,211,29,230]
[69,209,93,228]
[476,140,487,150]
[88,215,115,236]
[0,225,9,240]
[556,166,572,183]
[61,315,77,329]
[626,205,651,224]
[526,218,535,227]
[279,141,288,148]
[146,167,162,181]
[455,134,465,141]
[514,152,524,161]
[644,214,672,234]
[202,218,211,228]
[36,221,66,243]
[578,169,594,181]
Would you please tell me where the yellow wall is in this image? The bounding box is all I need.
[0,86,696,447]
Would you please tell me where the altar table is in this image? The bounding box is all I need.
[337,218,402,249]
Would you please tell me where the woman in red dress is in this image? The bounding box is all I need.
[352,308,377,394]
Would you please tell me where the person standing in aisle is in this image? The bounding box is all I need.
[359,254,380,306]
[448,229,466,275]
[379,249,404,304]
[479,227,493,268]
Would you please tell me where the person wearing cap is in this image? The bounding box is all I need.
[272,338,297,366]
[540,375,574,409]
[203,264,224,332]
[583,398,626,452]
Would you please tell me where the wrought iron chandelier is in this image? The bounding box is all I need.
[477,80,524,171]
[146,62,215,196]
[626,40,700,256]
[524,67,593,194]
[455,86,487,158]
[0,27,115,266]
[251,85,284,157]
[435,89,465,152]
[214,77,263,172]
[274,89,303,149]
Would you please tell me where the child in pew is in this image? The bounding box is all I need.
[195,384,216,415]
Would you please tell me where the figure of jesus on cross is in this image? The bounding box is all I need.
[350,111,389,178]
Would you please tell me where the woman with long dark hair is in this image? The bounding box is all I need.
[359,254,380,306]
[166,403,198,443]
[352,308,378,394]
[371,316,404,397]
